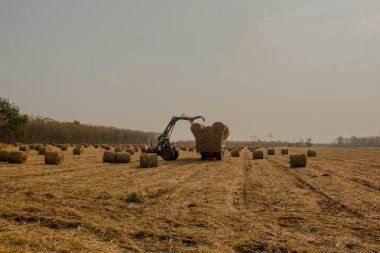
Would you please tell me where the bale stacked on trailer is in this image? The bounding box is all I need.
[45,151,64,165]
[140,153,158,168]
[281,149,289,155]
[307,150,317,157]
[253,150,264,159]
[290,154,307,167]
[191,122,229,160]
[8,151,28,164]
[0,150,10,162]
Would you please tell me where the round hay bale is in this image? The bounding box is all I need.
[212,122,230,139]
[34,145,41,152]
[114,146,123,152]
[188,147,194,152]
[253,150,264,159]
[73,147,84,155]
[60,145,68,151]
[94,144,99,148]
[180,146,188,151]
[281,149,289,155]
[13,143,20,147]
[103,151,116,163]
[267,149,275,155]
[190,123,205,136]
[133,146,139,152]
[125,148,135,155]
[29,144,35,150]
[231,149,240,157]
[8,151,28,164]
[84,144,89,148]
[0,150,10,162]
[45,151,64,165]
[116,152,131,163]
[19,146,30,153]
[141,147,148,153]
[38,146,52,155]
[140,153,158,168]
[103,145,111,150]
[290,154,307,167]
[307,150,317,157]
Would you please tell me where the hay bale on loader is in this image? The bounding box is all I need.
[38,146,52,155]
[290,154,307,167]
[103,151,116,163]
[267,149,275,155]
[8,151,28,164]
[73,146,84,155]
[281,149,289,155]
[116,152,131,163]
[45,151,64,165]
[191,122,229,160]
[253,150,264,159]
[0,150,10,162]
[140,153,158,168]
[231,149,240,157]
[307,150,317,157]
[19,146,30,153]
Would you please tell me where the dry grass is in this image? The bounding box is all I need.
[0,146,379,252]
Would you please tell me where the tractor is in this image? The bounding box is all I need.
[148,114,205,160]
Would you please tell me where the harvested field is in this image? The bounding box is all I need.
[0,147,379,252]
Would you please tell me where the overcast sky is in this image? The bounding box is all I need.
[1,0,379,143]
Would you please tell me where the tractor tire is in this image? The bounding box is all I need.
[162,148,175,161]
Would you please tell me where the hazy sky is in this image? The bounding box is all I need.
[1,0,379,143]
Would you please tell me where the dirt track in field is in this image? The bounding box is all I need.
[0,147,379,252]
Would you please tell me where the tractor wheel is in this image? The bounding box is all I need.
[162,148,175,161]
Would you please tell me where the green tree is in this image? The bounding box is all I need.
[0,97,28,143]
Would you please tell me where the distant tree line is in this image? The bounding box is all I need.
[17,117,159,145]
[332,136,380,147]
[0,97,158,144]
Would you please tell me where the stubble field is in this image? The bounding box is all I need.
[0,147,379,252]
